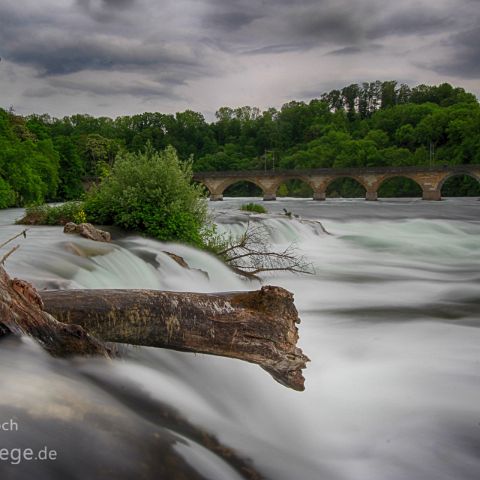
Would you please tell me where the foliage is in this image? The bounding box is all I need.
[240,203,268,213]
[17,202,87,226]
[0,111,60,207]
[0,177,15,209]
[1,80,480,206]
[84,146,209,246]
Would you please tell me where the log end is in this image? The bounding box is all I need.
[1,267,111,358]
[232,285,310,391]
[262,348,310,391]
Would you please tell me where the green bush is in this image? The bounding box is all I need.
[84,145,209,246]
[240,202,268,214]
[17,202,87,225]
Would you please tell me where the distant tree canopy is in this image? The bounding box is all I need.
[1,81,479,206]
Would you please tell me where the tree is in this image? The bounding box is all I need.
[84,145,209,247]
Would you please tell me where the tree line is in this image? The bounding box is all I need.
[1,80,480,207]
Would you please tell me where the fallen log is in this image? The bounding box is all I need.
[0,266,109,357]
[41,286,309,390]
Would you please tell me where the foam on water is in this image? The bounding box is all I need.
[1,199,480,480]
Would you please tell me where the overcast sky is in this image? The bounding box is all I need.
[1,0,479,119]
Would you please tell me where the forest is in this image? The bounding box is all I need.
[1,80,480,207]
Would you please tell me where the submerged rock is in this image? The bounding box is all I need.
[163,251,190,268]
[64,222,111,243]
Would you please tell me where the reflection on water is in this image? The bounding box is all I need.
[1,197,480,480]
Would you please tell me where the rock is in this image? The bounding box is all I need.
[64,223,111,242]
[162,251,210,279]
[163,251,190,268]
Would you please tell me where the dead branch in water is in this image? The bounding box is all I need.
[217,221,313,277]
[0,229,28,265]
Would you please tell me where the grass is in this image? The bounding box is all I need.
[16,202,87,226]
[240,202,268,214]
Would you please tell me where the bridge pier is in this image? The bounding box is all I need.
[210,194,223,201]
[422,189,441,201]
[263,193,277,201]
[365,190,378,201]
[313,191,326,201]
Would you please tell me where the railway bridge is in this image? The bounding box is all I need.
[193,165,480,201]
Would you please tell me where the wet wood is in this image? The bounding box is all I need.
[41,285,309,390]
[0,265,109,357]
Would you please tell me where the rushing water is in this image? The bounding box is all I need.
[0,197,479,480]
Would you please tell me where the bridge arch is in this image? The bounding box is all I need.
[222,179,264,198]
[274,176,315,198]
[439,172,480,197]
[325,176,367,199]
[377,175,424,198]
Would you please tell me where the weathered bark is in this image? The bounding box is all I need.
[41,286,309,391]
[0,266,109,357]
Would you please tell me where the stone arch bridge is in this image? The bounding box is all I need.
[193,165,480,201]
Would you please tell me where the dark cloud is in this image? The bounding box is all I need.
[102,0,136,7]
[245,43,314,55]
[6,35,202,76]
[203,1,366,52]
[49,77,181,99]
[287,7,366,44]
[203,1,452,57]
[23,75,183,100]
[0,0,479,117]
[76,0,137,22]
[327,46,364,56]
[327,44,385,56]
[205,11,260,31]
[433,27,480,78]
[77,0,135,8]
[367,10,454,39]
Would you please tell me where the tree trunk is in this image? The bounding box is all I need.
[40,286,309,391]
[0,265,109,357]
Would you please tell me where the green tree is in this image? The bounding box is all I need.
[84,145,209,246]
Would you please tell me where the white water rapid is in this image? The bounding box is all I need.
[0,197,479,480]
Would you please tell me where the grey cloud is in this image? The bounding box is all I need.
[4,34,204,76]
[101,0,136,8]
[76,0,137,22]
[327,44,383,56]
[1,0,479,117]
[205,11,260,31]
[77,0,135,8]
[22,86,58,99]
[433,27,480,77]
[287,7,366,44]
[245,43,314,55]
[23,74,185,99]
[205,1,366,52]
[48,76,181,100]
[204,1,469,57]
[327,46,364,56]
[367,10,454,39]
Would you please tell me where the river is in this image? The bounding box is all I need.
[0,197,479,480]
